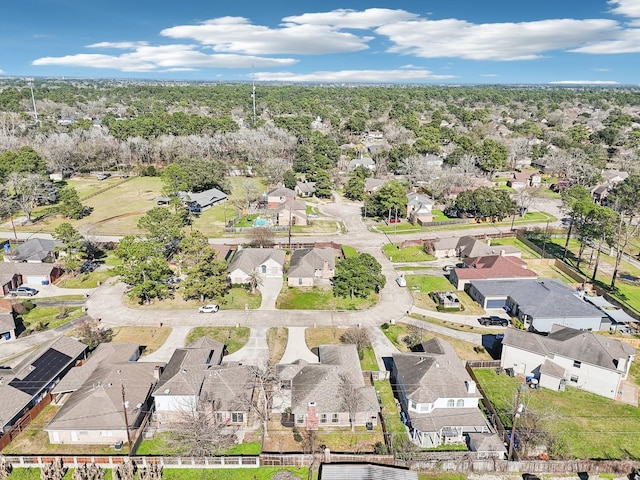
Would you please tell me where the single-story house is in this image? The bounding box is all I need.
[209,244,236,262]
[500,326,636,400]
[364,178,387,195]
[153,337,254,428]
[227,248,286,284]
[449,255,537,290]
[406,193,434,225]
[0,300,16,341]
[265,186,296,208]
[287,248,336,287]
[348,157,376,171]
[392,338,490,448]
[179,187,227,211]
[0,267,22,296]
[0,262,63,286]
[295,181,316,198]
[427,236,521,259]
[467,279,605,332]
[3,238,63,263]
[277,344,379,430]
[0,336,87,434]
[275,200,308,226]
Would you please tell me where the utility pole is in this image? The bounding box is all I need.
[288,207,292,251]
[121,383,133,456]
[508,386,524,461]
[541,219,550,258]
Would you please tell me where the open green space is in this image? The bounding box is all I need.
[276,286,378,310]
[20,305,85,332]
[383,244,436,262]
[342,244,358,258]
[474,367,640,459]
[186,326,250,354]
[122,286,260,310]
[56,270,113,289]
[488,237,541,260]
[360,346,379,371]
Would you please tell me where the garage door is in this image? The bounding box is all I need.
[25,275,48,285]
[486,299,506,309]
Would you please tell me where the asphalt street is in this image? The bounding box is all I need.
[1,196,550,367]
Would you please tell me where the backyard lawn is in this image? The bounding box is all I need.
[489,237,541,260]
[405,274,484,315]
[20,305,85,332]
[4,468,309,480]
[136,431,262,456]
[382,243,436,262]
[474,368,640,459]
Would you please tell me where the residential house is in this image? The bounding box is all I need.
[467,279,605,332]
[295,181,316,198]
[319,464,417,480]
[585,295,637,332]
[427,236,521,259]
[364,130,384,140]
[348,157,376,172]
[0,262,62,286]
[0,336,87,434]
[209,244,236,262]
[392,338,490,448]
[287,248,336,287]
[467,433,507,459]
[275,200,308,226]
[153,338,254,428]
[265,186,296,208]
[406,193,434,225]
[4,238,63,263]
[506,171,542,190]
[45,358,161,445]
[0,265,22,295]
[179,187,227,211]
[0,299,16,341]
[277,344,379,430]
[500,326,636,400]
[449,255,537,290]
[364,178,386,195]
[227,248,286,284]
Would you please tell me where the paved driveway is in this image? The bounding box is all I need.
[279,327,318,364]
[259,277,283,310]
[223,327,269,367]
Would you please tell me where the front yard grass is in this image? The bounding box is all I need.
[474,368,640,459]
[276,286,378,310]
[383,244,436,262]
[267,326,288,365]
[20,305,85,331]
[186,326,250,354]
[110,326,172,356]
[122,287,260,310]
[56,270,113,289]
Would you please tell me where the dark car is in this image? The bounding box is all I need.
[80,261,98,273]
[478,315,509,326]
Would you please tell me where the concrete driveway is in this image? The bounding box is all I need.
[223,327,269,367]
[279,327,318,364]
[259,277,283,310]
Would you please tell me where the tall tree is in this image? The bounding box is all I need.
[52,222,85,275]
[160,164,189,197]
[5,172,48,223]
[137,207,186,255]
[560,185,593,261]
[333,253,385,299]
[608,174,640,289]
[365,180,407,219]
[178,232,228,302]
[57,186,88,219]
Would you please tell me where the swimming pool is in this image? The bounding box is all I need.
[254,218,267,227]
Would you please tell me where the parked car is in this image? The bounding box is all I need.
[478,315,509,326]
[8,286,39,297]
[96,173,111,181]
[198,304,219,313]
[80,261,98,273]
[442,264,455,272]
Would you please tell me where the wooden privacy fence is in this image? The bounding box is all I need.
[0,393,53,452]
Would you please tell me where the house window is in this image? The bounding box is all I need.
[100,431,112,437]
[456,399,464,407]
[447,399,455,407]
[296,415,304,424]
[570,375,579,383]
[332,413,339,423]
[298,277,302,285]
[216,413,224,423]
[232,412,244,423]
[320,414,327,424]
[261,265,267,274]
[573,360,581,368]
[409,400,417,410]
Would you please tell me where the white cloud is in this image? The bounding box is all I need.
[481,74,499,77]
[282,8,418,29]
[0,69,4,74]
[376,18,619,60]
[570,27,640,53]
[87,41,150,49]
[33,44,297,72]
[161,17,372,55]
[609,0,640,19]
[253,68,456,83]
[549,80,620,84]
[594,67,611,71]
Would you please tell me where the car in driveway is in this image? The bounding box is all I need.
[442,264,455,272]
[198,304,219,313]
[478,315,509,326]
[8,286,39,297]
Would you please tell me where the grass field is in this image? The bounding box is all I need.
[122,287,261,310]
[20,305,85,331]
[374,379,405,437]
[382,244,436,262]
[404,274,484,315]
[186,326,250,354]
[56,269,114,288]
[276,286,378,310]
[110,326,172,355]
[136,431,262,456]
[474,368,640,459]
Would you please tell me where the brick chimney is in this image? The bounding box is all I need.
[153,365,164,382]
[306,402,319,430]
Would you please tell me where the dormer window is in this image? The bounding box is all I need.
[573,360,581,368]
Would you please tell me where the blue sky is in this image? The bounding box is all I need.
[1,0,640,84]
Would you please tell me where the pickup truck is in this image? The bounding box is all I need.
[478,315,508,326]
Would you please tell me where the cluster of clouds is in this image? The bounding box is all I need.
[31,0,640,81]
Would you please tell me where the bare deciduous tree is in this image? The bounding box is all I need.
[72,463,105,480]
[248,226,275,248]
[249,365,277,438]
[338,373,363,432]
[5,172,48,223]
[112,461,135,480]
[0,456,13,480]
[40,458,66,480]
[340,328,371,359]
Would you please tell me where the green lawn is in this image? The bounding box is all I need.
[56,270,113,288]
[276,286,378,310]
[20,305,85,331]
[163,468,309,480]
[374,379,405,436]
[383,244,436,262]
[360,346,379,371]
[342,245,358,258]
[222,287,262,309]
[489,237,541,260]
[431,209,450,222]
[136,431,261,456]
[405,274,483,314]
[474,368,640,459]
[186,326,250,354]
[405,274,452,292]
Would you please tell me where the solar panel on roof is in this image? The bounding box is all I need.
[9,348,72,396]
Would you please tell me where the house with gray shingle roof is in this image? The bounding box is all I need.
[392,338,490,448]
[406,192,434,225]
[265,186,296,208]
[500,326,636,401]
[428,236,521,259]
[153,338,254,428]
[277,344,379,430]
[227,248,286,284]
[4,238,63,263]
[0,336,87,434]
[275,200,308,226]
[467,279,605,332]
[295,181,316,198]
[287,248,336,287]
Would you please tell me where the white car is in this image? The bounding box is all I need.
[198,304,219,313]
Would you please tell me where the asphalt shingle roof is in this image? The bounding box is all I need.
[227,248,285,276]
[288,248,335,279]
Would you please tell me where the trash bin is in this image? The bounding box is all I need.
[41,280,49,285]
